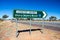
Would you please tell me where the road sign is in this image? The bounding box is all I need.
[13,10,47,37]
[13,10,47,18]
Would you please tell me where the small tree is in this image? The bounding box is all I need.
[27,18,33,20]
[2,14,9,20]
[49,16,57,21]
[27,18,30,20]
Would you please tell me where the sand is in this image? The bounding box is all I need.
[0,21,60,40]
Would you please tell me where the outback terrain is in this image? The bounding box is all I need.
[0,20,60,40]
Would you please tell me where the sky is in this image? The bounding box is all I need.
[0,0,60,19]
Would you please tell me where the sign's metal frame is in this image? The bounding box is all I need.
[13,10,47,37]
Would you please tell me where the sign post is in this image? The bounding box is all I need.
[30,18,32,34]
[15,19,19,37]
[41,18,45,33]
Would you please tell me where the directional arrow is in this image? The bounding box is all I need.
[42,11,47,18]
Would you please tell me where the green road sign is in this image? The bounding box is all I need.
[13,10,47,18]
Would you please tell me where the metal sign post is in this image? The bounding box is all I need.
[41,18,45,33]
[29,18,32,34]
[15,18,18,37]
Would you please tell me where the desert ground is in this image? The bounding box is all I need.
[0,20,60,40]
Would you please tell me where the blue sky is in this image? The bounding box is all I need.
[0,0,60,19]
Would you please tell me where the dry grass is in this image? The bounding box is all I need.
[0,20,3,23]
[0,21,60,40]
